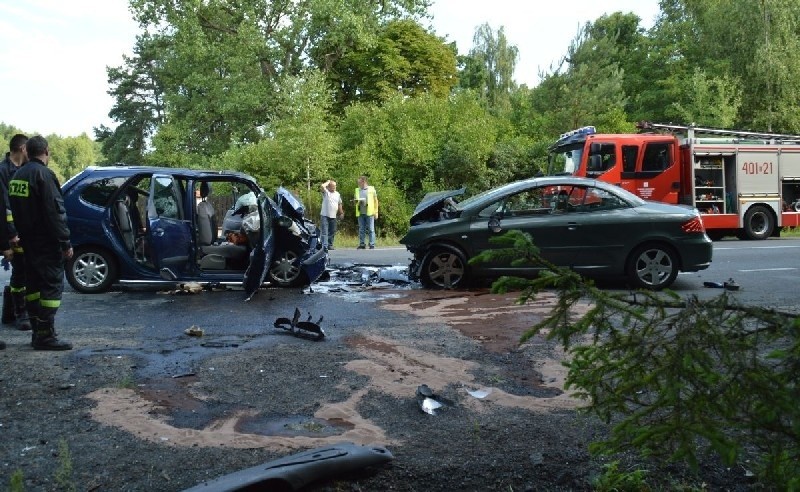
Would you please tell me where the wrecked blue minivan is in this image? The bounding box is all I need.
[61,166,327,297]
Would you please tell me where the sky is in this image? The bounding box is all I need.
[0,0,660,138]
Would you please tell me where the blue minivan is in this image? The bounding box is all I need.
[61,166,327,298]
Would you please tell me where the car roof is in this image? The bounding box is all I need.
[457,176,645,210]
[63,165,259,190]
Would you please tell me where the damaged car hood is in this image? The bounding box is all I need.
[410,188,466,224]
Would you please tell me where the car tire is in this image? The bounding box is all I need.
[420,247,467,289]
[66,247,119,293]
[742,205,774,240]
[626,243,678,290]
[269,250,307,287]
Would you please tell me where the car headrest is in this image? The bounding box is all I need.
[200,182,211,199]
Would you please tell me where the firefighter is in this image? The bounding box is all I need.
[0,133,31,331]
[0,143,15,351]
[8,136,73,350]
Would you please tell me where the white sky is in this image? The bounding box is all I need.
[0,0,659,138]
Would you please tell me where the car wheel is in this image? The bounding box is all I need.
[66,247,118,293]
[626,243,678,290]
[269,250,306,287]
[420,247,467,289]
[742,205,774,240]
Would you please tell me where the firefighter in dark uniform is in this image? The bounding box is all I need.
[0,141,15,351]
[0,133,31,331]
[8,136,72,350]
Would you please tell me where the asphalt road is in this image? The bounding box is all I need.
[0,237,795,332]
[329,238,800,311]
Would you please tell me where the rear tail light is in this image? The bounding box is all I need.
[681,216,706,234]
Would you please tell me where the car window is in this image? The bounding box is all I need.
[503,188,550,216]
[79,177,127,207]
[152,176,184,220]
[584,186,630,211]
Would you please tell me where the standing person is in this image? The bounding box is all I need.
[319,179,343,250]
[8,136,72,350]
[0,142,17,350]
[0,133,31,331]
[353,175,379,249]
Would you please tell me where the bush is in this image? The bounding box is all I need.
[476,229,800,489]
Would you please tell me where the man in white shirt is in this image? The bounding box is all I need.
[320,180,344,249]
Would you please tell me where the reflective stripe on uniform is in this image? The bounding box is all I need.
[40,299,61,308]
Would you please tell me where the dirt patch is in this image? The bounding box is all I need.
[381,288,575,353]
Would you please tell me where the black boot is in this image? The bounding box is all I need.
[0,340,6,350]
[11,291,31,331]
[31,318,72,351]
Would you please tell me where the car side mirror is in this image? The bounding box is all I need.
[488,216,502,233]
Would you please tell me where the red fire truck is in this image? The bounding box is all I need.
[548,122,800,240]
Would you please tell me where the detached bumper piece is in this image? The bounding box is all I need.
[274,307,325,341]
[182,442,393,492]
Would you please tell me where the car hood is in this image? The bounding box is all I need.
[410,188,466,223]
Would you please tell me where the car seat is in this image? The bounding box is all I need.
[114,199,135,253]
[553,191,570,212]
[195,182,248,270]
[197,182,218,246]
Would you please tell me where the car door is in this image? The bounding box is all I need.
[242,192,275,301]
[467,185,570,274]
[147,174,193,276]
[550,185,637,272]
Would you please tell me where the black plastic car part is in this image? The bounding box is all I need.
[182,442,393,492]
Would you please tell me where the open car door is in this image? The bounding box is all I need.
[147,174,193,277]
[243,192,275,300]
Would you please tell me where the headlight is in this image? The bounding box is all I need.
[277,216,293,228]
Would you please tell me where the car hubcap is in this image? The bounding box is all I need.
[74,253,109,289]
[271,251,300,283]
[428,253,464,288]
[635,249,672,287]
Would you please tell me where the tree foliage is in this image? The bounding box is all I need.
[458,23,519,113]
[326,19,458,109]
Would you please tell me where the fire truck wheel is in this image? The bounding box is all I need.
[742,205,774,240]
[626,243,679,291]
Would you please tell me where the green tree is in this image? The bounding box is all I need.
[458,23,519,113]
[327,19,458,108]
[48,134,103,181]
[648,0,800,132]
[478,230,800,490]
[670,68,742,127]
[222,70,337,197]
[108,0,432,163]
[95,34,167,164]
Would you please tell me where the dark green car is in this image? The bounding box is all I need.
[400,176,713,290]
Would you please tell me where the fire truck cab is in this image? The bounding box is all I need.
[549,123,800,240]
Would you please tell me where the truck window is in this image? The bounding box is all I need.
[588,143,616,176]
[642,143,671,172]
[622,146,638,173]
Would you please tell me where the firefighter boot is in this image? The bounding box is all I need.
[11,291,31,331]
[1,285,14,324]
[31,317,72,351]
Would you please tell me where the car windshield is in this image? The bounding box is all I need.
[550,145,585,175]
[455,186,507,210]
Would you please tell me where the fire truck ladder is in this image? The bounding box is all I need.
[636,121,800,144]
